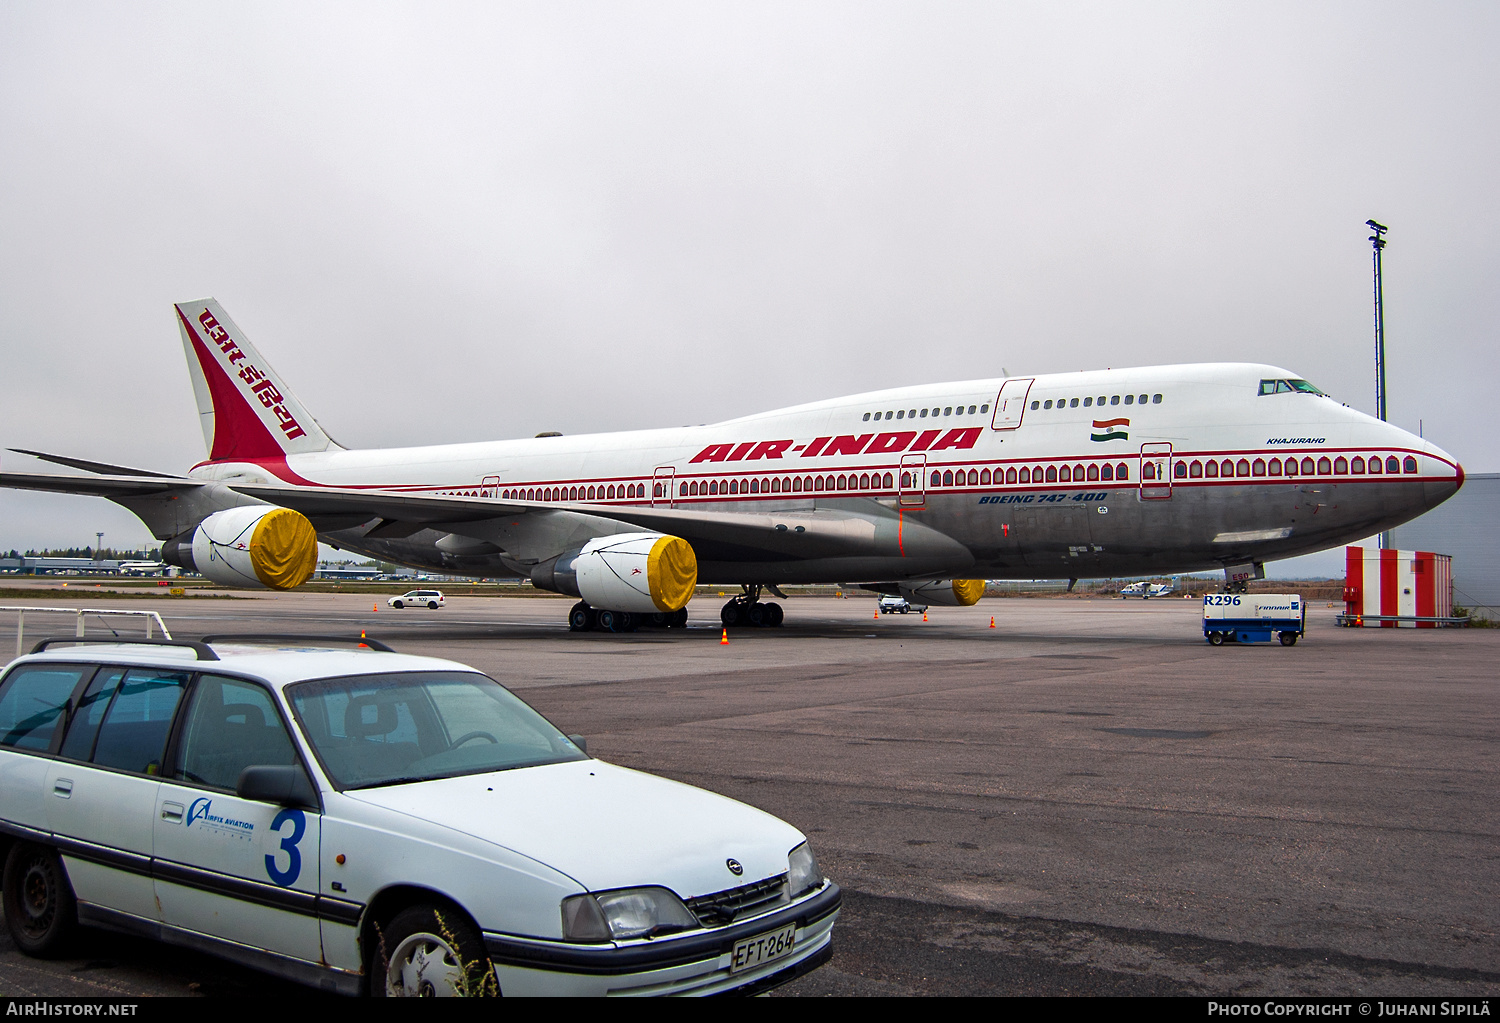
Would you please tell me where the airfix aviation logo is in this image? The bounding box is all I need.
[689,428,980,464]
[197,309,307,441]
[1091,418,1129,442]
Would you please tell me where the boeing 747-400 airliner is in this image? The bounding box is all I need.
[0,300,1463,631]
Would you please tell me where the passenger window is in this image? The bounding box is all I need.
[1190,460,1203,478]
[1115,462,1128,481]
[1043,400,1053,409]
[1138,394,1147,404]
[1030,401,1039,410]
[1252,459,1266,476]
[0,664,91,752]
[896,410,905,419]
[1045,466,1058,482]
[1403,456,1418,473]
[862,413,871,421]
[1386,456,1400,473]
[59,668,125,760]
[1152,394,1162,404]
[980,404,988,413]
[91,668,190,775]
[1351,457,1365,474]
[1101,463,1113,481]
[1173,461,1186,478]
[173,676,298,790]
[1334,457,1348,474]
[1269,458,1282,476]
[1317,457,1332,475]
[944,407,953,416]
[1124,394,1134,405]
[1110,396,1120,406]
[1069,399,1079,408]
[968,406,977,414]
[1205,460,1219,478]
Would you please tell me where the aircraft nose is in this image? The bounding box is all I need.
[1420,440,1463,511]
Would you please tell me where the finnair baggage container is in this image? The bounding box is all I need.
[1202,594,1304,646]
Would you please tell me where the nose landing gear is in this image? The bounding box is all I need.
[720,585,784,629]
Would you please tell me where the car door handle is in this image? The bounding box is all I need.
[160,802,185,822]
[53,778,73,797]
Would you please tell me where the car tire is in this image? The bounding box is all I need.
[377,903,496,997]
[393,600,404,609]
[428,602,439,610]
[2,843,77,958]
[1208,632,1225,646]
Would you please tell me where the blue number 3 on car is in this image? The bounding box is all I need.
[0,637,839,996]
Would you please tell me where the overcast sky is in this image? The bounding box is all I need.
[2,2,1496,575]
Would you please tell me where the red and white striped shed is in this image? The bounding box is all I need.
[1342,547,1453,627]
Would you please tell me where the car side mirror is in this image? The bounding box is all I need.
[237,765,319,810]
[567,734,588,754]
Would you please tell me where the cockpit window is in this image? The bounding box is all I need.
[1259,378,1325,396]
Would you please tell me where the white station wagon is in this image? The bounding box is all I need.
[0,637,839,996]
[387,590,444,609]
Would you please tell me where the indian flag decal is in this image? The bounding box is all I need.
[1091,418,1129,442]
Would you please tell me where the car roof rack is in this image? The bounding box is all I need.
[198,634,395,653]
[30,637,220,660]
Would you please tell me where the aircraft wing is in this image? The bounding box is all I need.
[227,483,970,563]
[0,470,202,498]
[8,448,187,479]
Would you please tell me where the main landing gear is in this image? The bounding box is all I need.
[568,601,688,633]
[721,585,784,629]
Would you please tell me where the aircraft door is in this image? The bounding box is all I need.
[652,466,675,507]
[481,475,501,499]
[1140,443,1173,500]
[990,378,1035,431]
[899,454,926,507]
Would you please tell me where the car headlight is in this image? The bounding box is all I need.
[788,842,821,897]
[561,887,698,942]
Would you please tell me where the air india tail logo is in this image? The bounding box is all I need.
[1091,418,1129,442]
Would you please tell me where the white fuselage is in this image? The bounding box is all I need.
[188,363,1462,584]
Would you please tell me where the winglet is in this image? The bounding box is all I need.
[175,299,340,462]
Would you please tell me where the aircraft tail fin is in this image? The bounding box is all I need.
[174,300,341,462]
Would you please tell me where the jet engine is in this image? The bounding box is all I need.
[532,532,698,613]
[899,578,986,607]
[164,506,319,590]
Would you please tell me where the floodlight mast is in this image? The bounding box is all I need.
[1367,219,1389,549]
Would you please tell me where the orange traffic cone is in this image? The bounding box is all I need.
[720,628,729,645]
[373,602,379,612]
[874,610,880,619]
[989,616,996,629]
[360,629,366,638]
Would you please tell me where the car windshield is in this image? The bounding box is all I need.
[287,671,586,789]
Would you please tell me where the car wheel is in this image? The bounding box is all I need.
[393,600,404,609]
[1208,632,1225,646]
[379,903,495,997]
[428,602,439,609]
[2,843,77,957]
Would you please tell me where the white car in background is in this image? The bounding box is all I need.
[0,637,839,996]
[388,589,444,609]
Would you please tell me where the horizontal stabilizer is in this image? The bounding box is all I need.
[9,448,186,480]
[0,470,201,499]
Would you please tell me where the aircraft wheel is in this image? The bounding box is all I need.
[669,608,688,628]
[597,609,621,632]
[747,602,767,627]
[568,602,595,632]
[721,601,744,628]
[1279,632,1298,646]
[764,602,783,627]
[1208,632,1225,646]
